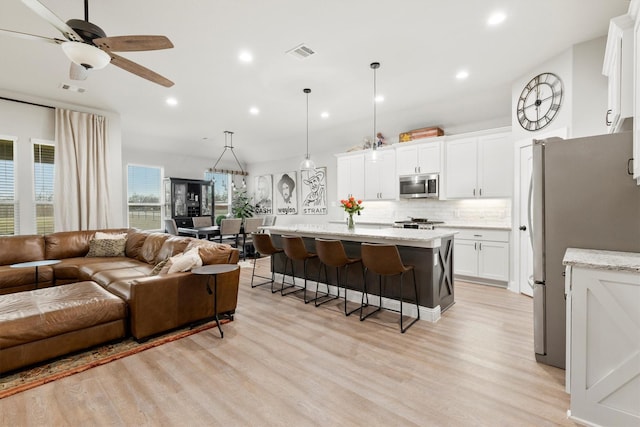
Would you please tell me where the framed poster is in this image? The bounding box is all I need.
[275,171,298,215]
[254,174,273,215]
[301,167,327,215]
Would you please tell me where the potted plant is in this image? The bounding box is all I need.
[231,187,255,221]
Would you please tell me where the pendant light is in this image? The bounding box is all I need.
[212,131,247,188]
[299,88,316,171]
[370,62,380,163]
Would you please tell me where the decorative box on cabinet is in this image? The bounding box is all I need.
[163,177,213,228]
[445,132,512,199]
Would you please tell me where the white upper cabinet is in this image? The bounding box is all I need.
[336,153,365,200]
[445,132,512,199]
[633,2,640,183]
[364,149,396,200]
[395,139,442,176]
[603,14,634,133]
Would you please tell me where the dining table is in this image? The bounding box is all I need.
[178,225,220,240]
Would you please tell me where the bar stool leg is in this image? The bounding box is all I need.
[342,264,361,316]
[400,269,420,333]
[360,267,382,321]
[313,262,339,307]
[280,256,299,295]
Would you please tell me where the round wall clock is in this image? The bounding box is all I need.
[516,72,563,131]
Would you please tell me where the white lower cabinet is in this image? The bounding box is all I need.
[565,262,640,427]
[442,228,510,284]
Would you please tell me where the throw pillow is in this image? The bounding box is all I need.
[167,248,203,274]
[94,231,128,240]
[86,238,127,257]
[149,258,170,276]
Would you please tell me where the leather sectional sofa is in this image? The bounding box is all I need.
[0,229,240,374]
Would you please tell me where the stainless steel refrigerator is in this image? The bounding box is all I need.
[531,131,640,369]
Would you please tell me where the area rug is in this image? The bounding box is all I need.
[0,319,229,400]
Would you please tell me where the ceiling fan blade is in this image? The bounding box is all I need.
[69,62,88,80]
[93,35,173,52]
[21,0,83,42]
[0,28,64,44]
[109,52,174,87]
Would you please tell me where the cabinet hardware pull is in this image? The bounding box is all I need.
[628,158,634,176]
[473,188,476,196]
[606,109,612,126]
[478,243,482,250]
[474,242,477,250]
[479,188,482,196]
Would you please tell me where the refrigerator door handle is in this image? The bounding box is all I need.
[527,172,534,250]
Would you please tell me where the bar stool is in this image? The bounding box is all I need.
[360,243,420,333]
[250,232,285,293]
[281,235,318,304]
[314,238,363,315]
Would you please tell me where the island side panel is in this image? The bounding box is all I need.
[269,234,454,311]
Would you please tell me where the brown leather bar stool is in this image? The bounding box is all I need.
[360,243,420,333]
[281,235,318,303]
[314,238,363,315]
[250,232,285,293]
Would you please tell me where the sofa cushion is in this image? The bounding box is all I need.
[91,266,151,288]
[125,231,148,260]
[0,265,54,292]
[0,281,127,350]
[155,236,192,264]
[0,235,45,265]
[54,256,133,281]
[45,229,129,259]
[86,238,127,257]
[95,231,128,240]
[138,233,170,264]
[149,259,170,276]
[78,259,149,281]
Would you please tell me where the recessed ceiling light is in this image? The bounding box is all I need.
[166,97,178,106]
[249,107,259,115]
[239,51,253,63]
[456,70,469,80]
[487,11,506,26]
[375,95,384,103]
[321,112,329,119]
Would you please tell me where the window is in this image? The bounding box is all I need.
[127,165,162,230]
[34,142,55,234]
[0,139,15,235]
[204,171,230,219]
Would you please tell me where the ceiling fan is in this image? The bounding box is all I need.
[0,0,174,87]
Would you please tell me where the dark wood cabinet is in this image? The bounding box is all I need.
[163,178,214,227]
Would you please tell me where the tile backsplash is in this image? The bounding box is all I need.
[351,198,511,226]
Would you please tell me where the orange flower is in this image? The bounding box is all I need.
[357,199,362,204]
[349,196,355,202]
[346,202,352,208]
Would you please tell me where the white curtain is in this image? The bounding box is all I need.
[54,108,111,231]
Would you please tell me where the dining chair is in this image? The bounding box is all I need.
[241,217,266,260]
[218,218,242,247]
[164,219,179,236]
[262,215,277,227]
[192,216,213,227]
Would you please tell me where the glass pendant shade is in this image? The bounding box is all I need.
[300,154,316,171]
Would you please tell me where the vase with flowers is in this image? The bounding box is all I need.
[340,196,364,231]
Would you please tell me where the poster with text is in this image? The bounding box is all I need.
[275,171,298,215]
[301,167,327,215]
[254,174,273,215]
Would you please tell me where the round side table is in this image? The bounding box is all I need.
[191,264,239,338]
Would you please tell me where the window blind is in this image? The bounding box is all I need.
[0,139,15,235]
[34,143,55,234]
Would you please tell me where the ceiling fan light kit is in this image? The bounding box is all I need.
[61,41,110,70]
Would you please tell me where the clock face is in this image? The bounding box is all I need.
[516,72,563,131]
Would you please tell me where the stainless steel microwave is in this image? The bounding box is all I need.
[399,173,439,199]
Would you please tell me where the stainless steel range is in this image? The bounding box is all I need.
[393,218,445,230]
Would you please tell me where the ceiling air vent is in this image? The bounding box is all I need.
[286,43,316,60]
[59,83,86,93]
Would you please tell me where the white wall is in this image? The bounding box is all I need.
[0,92,123,232]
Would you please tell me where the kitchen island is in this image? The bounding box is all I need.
[265,224,456,321]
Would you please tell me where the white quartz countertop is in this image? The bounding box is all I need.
[265,223,456,248]
[563,248,640,273]
[328,220,511,230]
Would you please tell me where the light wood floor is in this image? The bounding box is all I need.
[0,259,574,426]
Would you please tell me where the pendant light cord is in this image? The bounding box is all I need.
[305,88,311,159]
[371,62,380,149]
